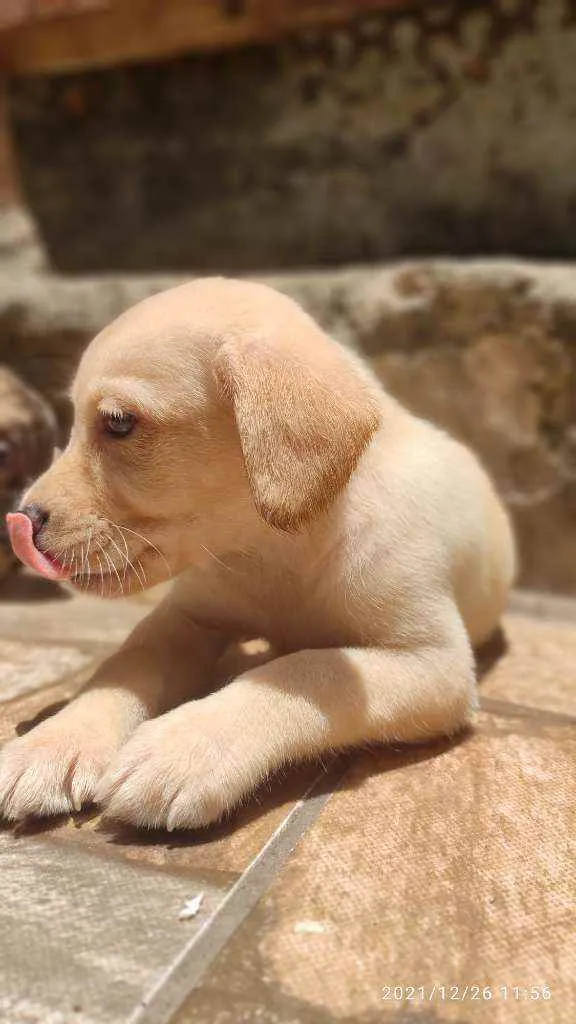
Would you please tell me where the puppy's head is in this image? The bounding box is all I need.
[7,279,380,595]
[0,367,57,577]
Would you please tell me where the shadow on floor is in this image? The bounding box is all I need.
[6,627,510,849]
[475,625,509,682]
[16,700,69,735]
[0,569,71,603]
[7,736,471,851]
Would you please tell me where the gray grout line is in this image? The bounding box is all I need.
[480,695,576,727]
[128,757,347,1024]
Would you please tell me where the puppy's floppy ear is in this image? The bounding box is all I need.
[214,331,381,531]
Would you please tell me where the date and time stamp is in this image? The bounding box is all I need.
[382,984,552,1004]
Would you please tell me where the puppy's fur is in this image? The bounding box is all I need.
[0,279,515,829]
[0,367,57,578]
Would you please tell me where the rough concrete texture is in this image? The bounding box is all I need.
[0,835,228,1024]
[7,0,576,271]
[1,578,575,1024]
[0,252,575,592]
[178,716,575,1024]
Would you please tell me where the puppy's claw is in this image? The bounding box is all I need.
[69,767,100,814]
[0,720,119,822]
[0,762,73,821]
[94,709,252,831]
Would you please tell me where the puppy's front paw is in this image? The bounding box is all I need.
[97,703,261,831]
[0,710,125,821]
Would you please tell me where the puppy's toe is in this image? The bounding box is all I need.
[0,719,117,821]
[165,783,228,832]
[97,761,176,830]
[97,710,255,831]
[1,756,72,820]
[100,759,232,831]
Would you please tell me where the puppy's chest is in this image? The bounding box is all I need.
[230,570,321,644]
[182,560,348,648]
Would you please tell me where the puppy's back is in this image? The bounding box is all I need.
[351,409,516,649]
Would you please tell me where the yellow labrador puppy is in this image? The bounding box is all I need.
[0,279,515,829]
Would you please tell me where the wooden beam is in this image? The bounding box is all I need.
[0,0,415,76]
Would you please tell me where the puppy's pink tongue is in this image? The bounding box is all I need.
[5,512,71,581]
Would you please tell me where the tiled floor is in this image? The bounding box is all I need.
[0,573,574,1024]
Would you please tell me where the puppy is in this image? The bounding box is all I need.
[0,279,515,829]
[0,366,57,579]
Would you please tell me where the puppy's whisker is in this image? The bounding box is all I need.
[109,530,144,591]
[95,552,105,598]
[200,543,236,574]
[79,542,87,581]
[102,548,112,596]
[83,544,92,589]
[53,545,79,574]
[51,544,68,567]
[114,522,171,577]
[98,545,113,598]
[119,534,146,592]
[117,540,129,587]
[78,547,87,590]
[103,542,124,597]
[48,544,67,564]
[108,536,129,587]
[84,528,93,588]
[115,524,131,568]
[136,558,147,591]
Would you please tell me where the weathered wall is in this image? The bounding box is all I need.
[0,83,19,208]
[0,256,574,594]
[7,0,576,272]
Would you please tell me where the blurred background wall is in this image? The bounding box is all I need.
[3,1,576,271]
[0,0,574,593]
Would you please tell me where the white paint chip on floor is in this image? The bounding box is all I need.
[293,920,329,935]
[178,893,204,921]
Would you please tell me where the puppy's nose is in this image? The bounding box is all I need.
[19,504,49,541]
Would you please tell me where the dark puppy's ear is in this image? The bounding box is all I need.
[26,396,58,480]
[0,367,58,483]
[214,331,381,532]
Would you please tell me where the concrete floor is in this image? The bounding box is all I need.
[0,572,574,1024]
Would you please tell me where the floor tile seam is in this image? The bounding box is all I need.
[479,696,576,728]
[128,757,348,1024]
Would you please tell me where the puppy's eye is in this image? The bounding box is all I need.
[102,411,136,438]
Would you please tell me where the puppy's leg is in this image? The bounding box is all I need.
[0,596,227,821]
[98,608,475,830]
